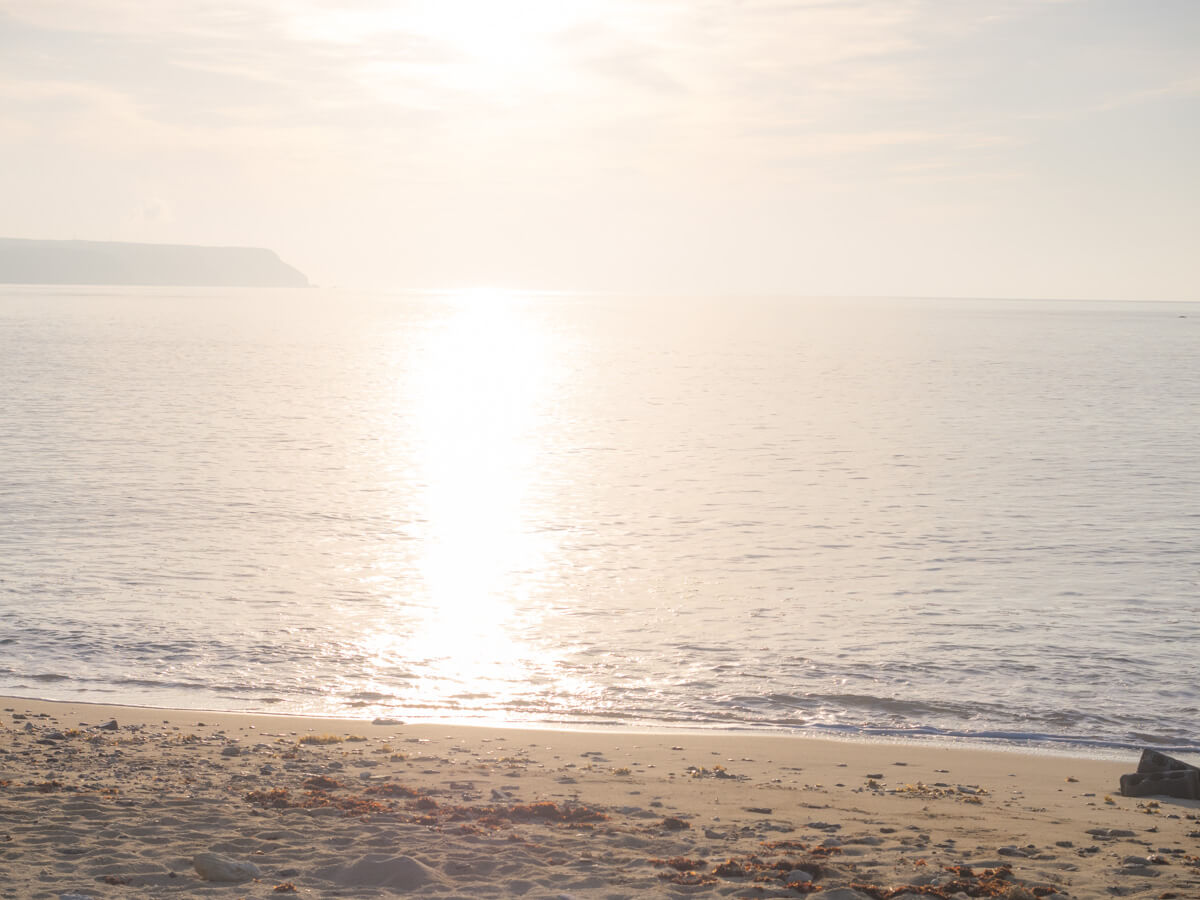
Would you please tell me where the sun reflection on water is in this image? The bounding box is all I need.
[364,289,562,714]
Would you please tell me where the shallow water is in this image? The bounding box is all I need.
[2,287,1197,751]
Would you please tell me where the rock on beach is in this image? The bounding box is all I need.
[192,852,261,882]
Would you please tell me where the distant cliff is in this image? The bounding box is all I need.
[0,238,309,287]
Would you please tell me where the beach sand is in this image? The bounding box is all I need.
[2,697,1197,899]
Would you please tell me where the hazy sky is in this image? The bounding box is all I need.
[2,1,1197,298]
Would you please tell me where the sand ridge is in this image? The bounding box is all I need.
[1,697,1198,898]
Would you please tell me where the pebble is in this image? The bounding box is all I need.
[1085,828,1135,839]
[1122,855,1153,866]
[783,868,817,883]
[999,846,1031,857]
[192,852,262,882]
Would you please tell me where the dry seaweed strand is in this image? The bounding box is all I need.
[700,852,1056,899]
[845,864,1058,899]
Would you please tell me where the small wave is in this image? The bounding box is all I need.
[799,723,1200,755]
[752,690,1004,723]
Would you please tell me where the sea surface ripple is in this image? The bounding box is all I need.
[1,288,1197,752]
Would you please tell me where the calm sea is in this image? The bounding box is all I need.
[1,286,1197,753]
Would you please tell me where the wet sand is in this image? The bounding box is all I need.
[2,696,1197,898]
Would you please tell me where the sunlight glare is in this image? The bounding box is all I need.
[294,1,603,95]
[371,288,560,713]
[412,0,584,71]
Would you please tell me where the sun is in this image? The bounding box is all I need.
[296,1,601,95]
[412,0,584,71]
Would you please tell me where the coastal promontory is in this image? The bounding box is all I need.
[0,237,308,287]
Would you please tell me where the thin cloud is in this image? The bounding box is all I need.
[2,0,1195,298]
[1096,74,1200,111]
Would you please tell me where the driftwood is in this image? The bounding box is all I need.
[1118,749,1200,800]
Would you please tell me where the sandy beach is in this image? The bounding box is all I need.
[2,697,1197,899]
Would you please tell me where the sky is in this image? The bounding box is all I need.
[1,0,1197,299]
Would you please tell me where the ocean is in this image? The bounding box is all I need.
[1,286,1197,753]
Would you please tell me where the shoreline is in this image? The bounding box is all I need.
[2,690,1189,763]
[4,695,1198,898]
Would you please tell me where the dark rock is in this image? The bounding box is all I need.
[1116,864,1159,877]
[806,821,841,831]
[1119,750,1200,800]
[998,846,1030,857]
[1121,769,1199,800]
[1135,749,1199,776]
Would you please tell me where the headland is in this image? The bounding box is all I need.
[0,238,308,287]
